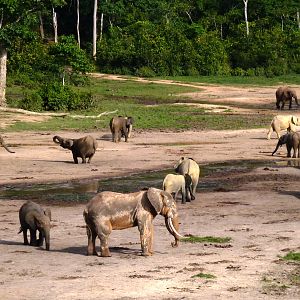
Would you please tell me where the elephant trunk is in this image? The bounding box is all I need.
[3,142,15,153]
[272,141,281,156]
[165,214,183,247]
[44,230,50,251]
[53,135,63,144]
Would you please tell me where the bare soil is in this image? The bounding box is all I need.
[0,79,300,300]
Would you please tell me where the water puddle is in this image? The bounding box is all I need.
[0,159,298,204]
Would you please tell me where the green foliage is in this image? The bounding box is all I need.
[191,273,216,279]
[282,252,300,262]
[182,235,232,244]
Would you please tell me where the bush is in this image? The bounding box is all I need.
[231,67,246,76]
[135,66,156,77]
[20,93,44,111]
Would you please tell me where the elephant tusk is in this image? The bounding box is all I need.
[167,217,184,238]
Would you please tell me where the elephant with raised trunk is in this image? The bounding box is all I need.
[276,86,298,110]
[0,134,14,153]
[83,188,183,257]
[272,132,300,158]
[163,173,194,204]
[53,135,98,164]
[18,201,51,251]
[109,116,133,143]
[174,157,200,199]
[267,115,300,140]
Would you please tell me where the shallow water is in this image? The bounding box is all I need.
[0,159,298,204]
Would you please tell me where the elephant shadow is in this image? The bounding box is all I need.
[54,245,141,256]
[278,190,300,199]
[0,239,24,246]
[98,134,112,141]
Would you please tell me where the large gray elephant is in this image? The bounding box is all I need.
[272,132,300,158]
[53,135,98,164]
[0,134,15,153]
[276,86,298,110]
[83,187,183,257]
[18,201,51,251]
[174,157,200,198]
[163,173,194,204]
[109,116,133,143]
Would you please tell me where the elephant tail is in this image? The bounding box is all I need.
[83,209,92,237]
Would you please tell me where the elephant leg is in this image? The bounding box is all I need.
[86,226,97,256]
[292,147,297,158]
[37,231,44,246]
[289,100,292,110]
[22,229,29,245]
[281,101,285,110]
[122,125,128,142]
[267,127,273,140]
[287,145,292,158]
[72,153,79,164]
[81,156,87,164]
[192,178,198,196]
[139,218,153,256]
[97,222,112,257]
[29,229,37,246]
[87,153,94,163]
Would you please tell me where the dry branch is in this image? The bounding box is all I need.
[69,110,118,119]
[0,107,68,116]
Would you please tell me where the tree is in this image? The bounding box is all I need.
[92,0,98,59]
[243,0,249,36]
[0,0,65,106]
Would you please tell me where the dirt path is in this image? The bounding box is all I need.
[0,78,300,299]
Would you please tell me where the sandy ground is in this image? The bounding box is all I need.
[0,79,300,299]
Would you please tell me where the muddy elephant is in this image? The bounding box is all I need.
[276,86,298,110]
[272,132,300,158]
[83,187,183,257]
[109,116,133,143]
[18,201,51,251]
[0,134,14,153]
[163,173,194,204]
[267,115,300,140]
[174,157,200,198]
[53,135,98,164]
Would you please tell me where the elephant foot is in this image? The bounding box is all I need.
[100,248,111,257]
[141,251,152,257]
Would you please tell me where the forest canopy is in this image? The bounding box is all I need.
[1,0,299,109]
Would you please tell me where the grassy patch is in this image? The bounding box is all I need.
[182,235,231,244]
[282,252,300,262]
[191,272,216,279]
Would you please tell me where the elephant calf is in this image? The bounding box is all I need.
[53,135,98,164]
[18,201,51,251]
[163,173,194,204]
[0,134,15,153]
[109,116,133,143]
[272,132,300,158]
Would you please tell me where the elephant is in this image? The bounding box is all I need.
[174,157,200,198]
[18,201,51,251]
[267,115,300,140]
[0,134,15,153]
[272,132,300,158]
[53,135,98,164]
[83,187,183,257]
[276,86,298,110]
[163,173,194,204]
[109,116,134,143]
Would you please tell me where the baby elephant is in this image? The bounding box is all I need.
[18,201,51,251]
[272,132,300,158]
[163,173,194,204]
[53,135,98,164]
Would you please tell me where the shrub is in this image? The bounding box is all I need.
[135,66,156,77]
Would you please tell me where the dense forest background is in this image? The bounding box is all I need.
[1,0,299,110]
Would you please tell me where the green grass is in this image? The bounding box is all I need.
[191,272,216,279]
[159,74,300,86]
[181,235,232,244]
[282,252,300,262]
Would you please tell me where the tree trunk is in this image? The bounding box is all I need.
[52,7,58,43]
[100,12,104,42]
[243,0,249,36]
[77,0,81,47]
[92,0,98,60]
[0,47,7,107]
[297,10,300,30]
[39,12,45,40]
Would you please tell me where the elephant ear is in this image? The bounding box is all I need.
[44,208,51,221]
[291,116,298,125]
[126,117,133,125]
[146,188,164,214]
